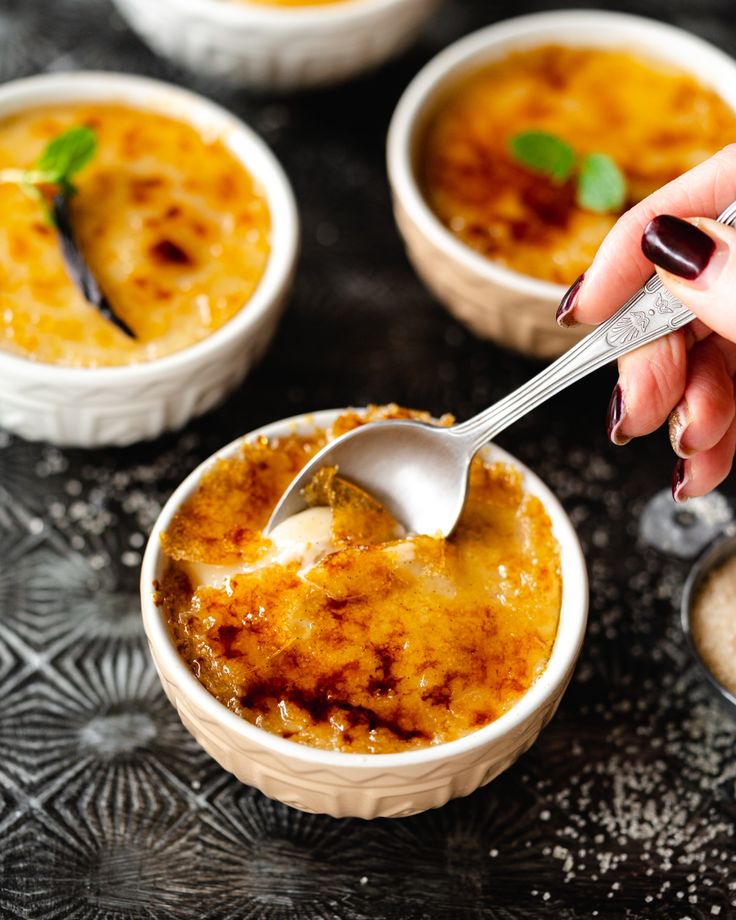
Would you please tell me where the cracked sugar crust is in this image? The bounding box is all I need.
[158,407,562,753]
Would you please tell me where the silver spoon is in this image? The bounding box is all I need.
[268,202,736,538]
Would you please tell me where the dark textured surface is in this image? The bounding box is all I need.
[1,1,736,918]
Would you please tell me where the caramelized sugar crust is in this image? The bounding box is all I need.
[421,46,736,285]
[158,407,562,754]
[0,104,270,367]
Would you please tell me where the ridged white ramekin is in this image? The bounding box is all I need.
[141,408,588,819]
[387,11,736,359]
[0,72,298,448]
[112,0,440,91]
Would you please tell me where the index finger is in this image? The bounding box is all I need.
[572,144,736,325]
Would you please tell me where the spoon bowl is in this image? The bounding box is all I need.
[268,418,473,536]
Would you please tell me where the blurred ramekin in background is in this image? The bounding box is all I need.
[112,0,440,91]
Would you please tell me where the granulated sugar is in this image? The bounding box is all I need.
[692,554,736,696]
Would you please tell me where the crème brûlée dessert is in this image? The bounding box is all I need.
[0,104,270,367]
[156,406,562,755]
[421,45,736,285]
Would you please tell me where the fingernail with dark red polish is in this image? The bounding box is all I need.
[556,273,584,327]
[668,406,695,459]
[606,384,630,446]
[672,458,689,502]
[641,215,716,280]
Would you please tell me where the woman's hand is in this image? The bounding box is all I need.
[556,144,736,502]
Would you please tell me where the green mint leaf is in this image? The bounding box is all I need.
[508,131,575,182]
[576,153,627,213]
[35,126,97,187]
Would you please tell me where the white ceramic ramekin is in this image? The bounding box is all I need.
[141,408,588,819]
[112,0,440,91]
[0,73,298,448]
[387,11,736,360]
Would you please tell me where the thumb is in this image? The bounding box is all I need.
[642,215,736,342]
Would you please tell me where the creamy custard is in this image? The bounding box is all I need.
[0,104,271,367]
[421,46,736,285]
[157,406,562,755]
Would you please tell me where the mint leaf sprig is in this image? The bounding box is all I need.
[0,125,97,220]
[0,125,135,339]
[509,130,627,214]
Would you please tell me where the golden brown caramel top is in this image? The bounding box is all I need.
[158,407,562,754]
[421,46,736,285]
[0,104,270,367]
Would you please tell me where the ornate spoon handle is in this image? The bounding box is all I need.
[454,201,736,453]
